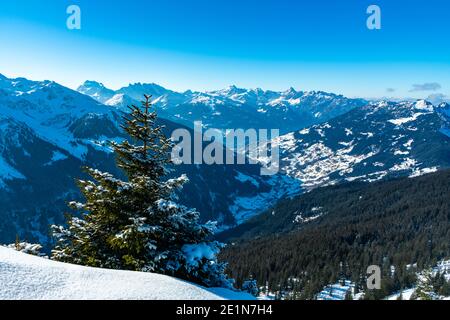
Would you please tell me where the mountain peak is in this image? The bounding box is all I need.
[77,81,116,103]
[285,87,297,94]
[217,85,246,96]
[127,82,165,89]
[414,99,434,112]
[117,82,170,100]
[80,80,106,89]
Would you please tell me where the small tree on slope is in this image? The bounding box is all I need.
[51,95,231,288]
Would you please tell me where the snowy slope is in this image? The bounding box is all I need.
[78,81,367,136]
[317,280,355,300]
[0,75,123,159]
[0,74,300,246]
[386,260,450,300]
[0,246,253,300]
[255,100,450,189]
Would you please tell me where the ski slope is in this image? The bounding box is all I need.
[0,247,253,300]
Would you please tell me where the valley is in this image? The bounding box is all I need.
[219,170,450,299]
[1,73,450,300]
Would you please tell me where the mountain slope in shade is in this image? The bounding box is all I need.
[77,81,367,135]
[219,169,450,298]
[0,75,300,246]
[0,246,253,300]
[262,100,450,189]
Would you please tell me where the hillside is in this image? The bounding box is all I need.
[219,170,450,298]
[0,246,253,300]
[254,100,450,189]
[78,81,367,136]
[3,74,450,255]
[0,74,300,246]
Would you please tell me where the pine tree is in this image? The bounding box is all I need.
[15,234,20,251]
[7,241,44,257]
[344,290,353,300]
[414,268,434,300]
[242,275,259,297]
[51,95,231,288]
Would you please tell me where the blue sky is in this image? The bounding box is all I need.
[0,0,449,99]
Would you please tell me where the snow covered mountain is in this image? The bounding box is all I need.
[0,75,123,159]
[3,73,450,251]
[0,74,300,247]
[0,246,253,300]
[263,100,450,189]
[77,81,367,135]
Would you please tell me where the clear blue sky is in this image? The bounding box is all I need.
[0,0,449,99]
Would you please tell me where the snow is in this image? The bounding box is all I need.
[182,243,218,267]
[299,128,310,135]
[44,151,68,165]
[229,174,301,224]
[403,139,414,149]
[104,93,128,107]
[235,172,260,188]
[360,132,374,138]
[272,132,296,151]
[414,100,434,112]
[0,156,26,187]
[256,108,267,113]
[393,150,409,155]
[409,167,438,178]
[390,158,417,172]
[317,280,355,300]
[387,260,450,300]
[279,141,377,189]
[293,211,323,224]
[386,288,416,300]
[388,112,426,125]
[440,128,450,138]
[0,76,119,160]
[0,246,254,300]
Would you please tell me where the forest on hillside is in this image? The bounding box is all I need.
[220,170,450,299]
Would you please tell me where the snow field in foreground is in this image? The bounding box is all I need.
[0,247,253,300]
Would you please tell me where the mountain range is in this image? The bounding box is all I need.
[1,73,450,250]
[77,80,367,135]
[261,99,450,189]
[0,74,300,247]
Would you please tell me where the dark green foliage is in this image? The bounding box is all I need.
[344,291,353,300]
[430,271,450,296]
[51,95,229,287]
[242,276,259,297]
[220,170,450,298]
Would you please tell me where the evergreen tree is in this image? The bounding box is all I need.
[439,278,450,296]
[7,240,44,257]
[413,268,434,300]
[51,95,231,288]
[344,290,353,300]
